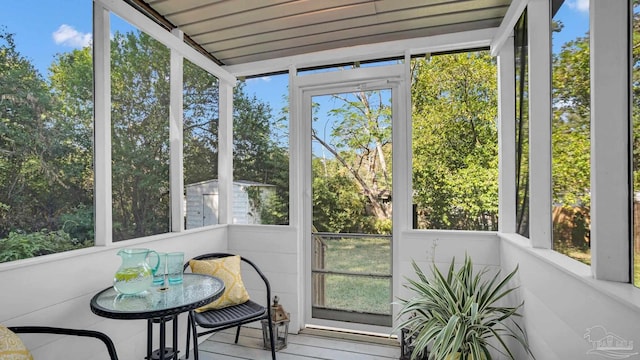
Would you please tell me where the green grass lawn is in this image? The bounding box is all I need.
[553,238,591,266]
[323,237,391,273]
[323,275,391,314]
[561,247,591,265]
[316,236,392,314]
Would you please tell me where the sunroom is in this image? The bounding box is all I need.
[1,0,638,359]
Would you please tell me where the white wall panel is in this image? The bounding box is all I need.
[227,225,300,333]
[395,231,501,331]
[398,230,501,266]
[500,234,640,359]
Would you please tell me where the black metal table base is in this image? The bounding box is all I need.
[147,316,180,360]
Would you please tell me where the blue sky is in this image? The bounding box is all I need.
[1,0,590,123]
[1,0,93,77]
[553,0,590,52]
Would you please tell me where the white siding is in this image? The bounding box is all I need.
[186,180,275,229]
[185,180,221,229]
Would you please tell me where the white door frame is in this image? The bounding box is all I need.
[293,64,408,334]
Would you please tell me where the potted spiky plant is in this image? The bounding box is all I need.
[394,254,534,360]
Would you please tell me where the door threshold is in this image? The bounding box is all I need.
[301,325,399,346]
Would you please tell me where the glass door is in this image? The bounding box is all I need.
[309,87,393,327]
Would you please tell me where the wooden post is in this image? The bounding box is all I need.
[313,233,326,306]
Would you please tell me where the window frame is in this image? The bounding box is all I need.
[93,0,236,246]
[493,0,631,283]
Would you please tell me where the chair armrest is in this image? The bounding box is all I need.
[8,326,119,360]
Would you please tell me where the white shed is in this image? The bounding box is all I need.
[185,179,276,229]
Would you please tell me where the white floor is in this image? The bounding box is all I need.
[188,327,401,360]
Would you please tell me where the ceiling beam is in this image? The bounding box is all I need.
[223,28,496,77]
[490,0,528,56]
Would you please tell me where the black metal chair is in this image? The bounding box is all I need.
[183,253,276,360]
[8,326,119,360]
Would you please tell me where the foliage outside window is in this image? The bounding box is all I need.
[232,74,289,225]
[312,90,392,235]
[183,59,220,229]
[411,51,498,231]
[110,19,170,241]
[515,11,530,238]
[551,1,591,265]
[0,8,94,262]
[633,2,640,287]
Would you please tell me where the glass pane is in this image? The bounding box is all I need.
[551,1,591,265]
[183,59,219,229]
[233,74,289,225]
[411,51,498,230]
[633,2,640,287]
[312,235,391,315]
[0,1,94,262]
[515,11,530,238]
[312,90,392,234]
[110,15,170,241]
[310,86,392,325]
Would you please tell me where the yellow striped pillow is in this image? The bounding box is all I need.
[190,255,250,312]
[0,325,33,360]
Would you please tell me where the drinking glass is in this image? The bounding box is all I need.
[167,252,184,285]
[152,252,167,286]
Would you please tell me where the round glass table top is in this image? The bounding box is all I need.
[90,273,224,320]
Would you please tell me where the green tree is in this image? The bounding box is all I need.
[312,157,371,233]
[1,26,291,259]
[312,90,393,234]
[633,4,640,191]
[551,33,591,252]
[0,29,80,236]
[49,47,95,226]
[233,81,289,224]
[411,52,499,230]
[233,82,290,225]
[183,59,220,186]
[109,31,171,240]
[632,0,640,286]
[0,29,93,260]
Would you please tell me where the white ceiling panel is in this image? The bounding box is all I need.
[129,0,511,65]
